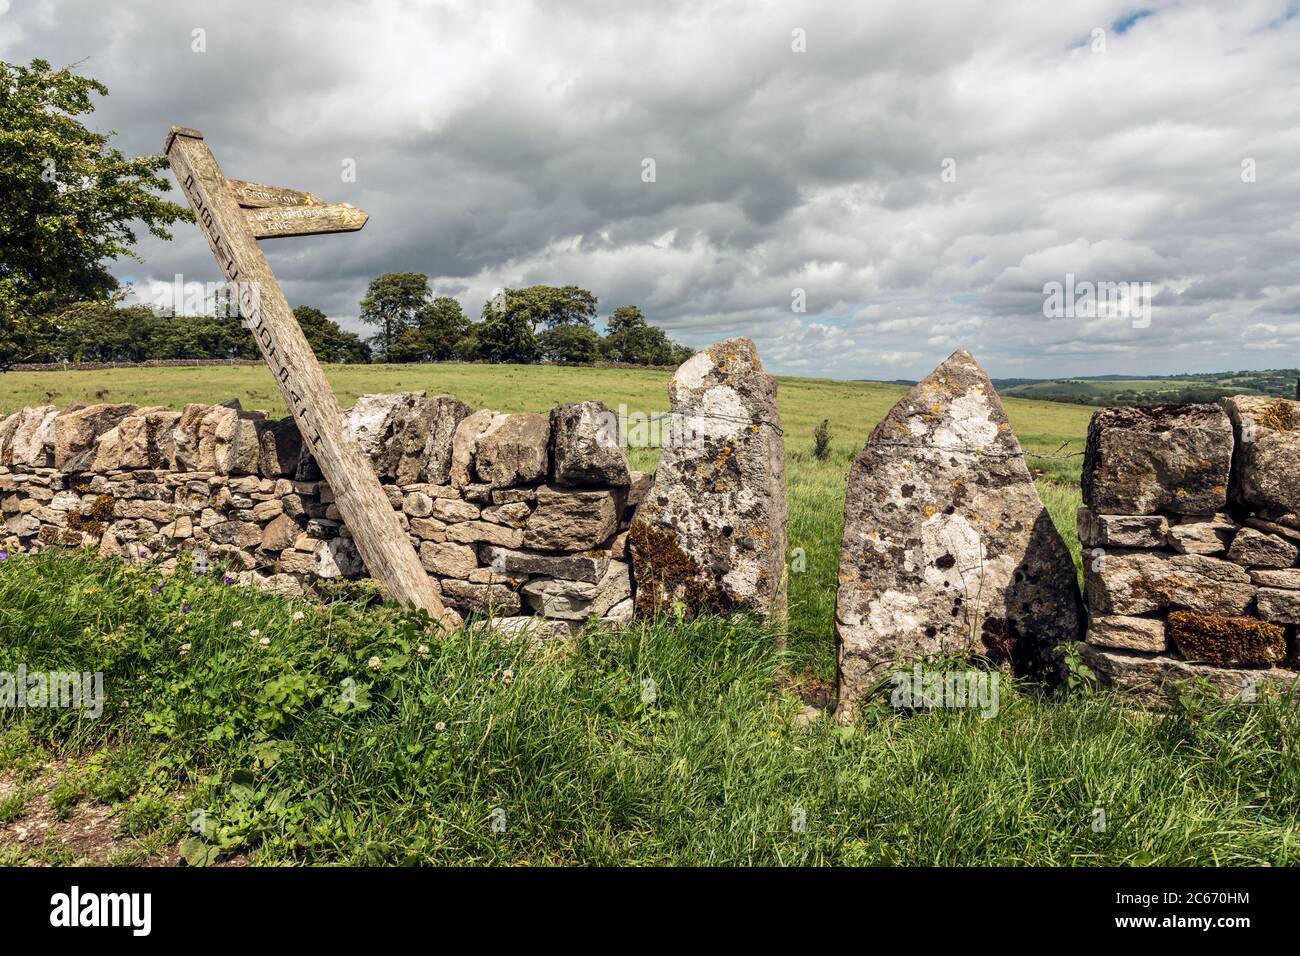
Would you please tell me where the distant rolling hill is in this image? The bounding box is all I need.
[991,369,1299,407]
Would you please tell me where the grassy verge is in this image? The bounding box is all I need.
[2,551,1298,865]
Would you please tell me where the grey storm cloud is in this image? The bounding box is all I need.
[2,0,1298,379]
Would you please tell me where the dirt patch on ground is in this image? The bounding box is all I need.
[0,759,178,866]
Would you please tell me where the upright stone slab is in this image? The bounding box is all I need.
[396,395,471,485]
[474,413,550,487]
[835,350,1083,722]
[54,403,137,472]
[629,337,787,623]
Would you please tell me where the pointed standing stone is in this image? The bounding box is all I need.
[629,338,788,624]
[835,350,1083,722]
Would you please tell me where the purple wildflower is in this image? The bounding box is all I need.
[151,585,161,595]
[181,603,191,614]
[0,549,8,561]
[223,574,235,585]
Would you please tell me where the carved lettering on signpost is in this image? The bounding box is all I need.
[245,203,369,240]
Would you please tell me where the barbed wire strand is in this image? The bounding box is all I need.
[648,411,1083,461]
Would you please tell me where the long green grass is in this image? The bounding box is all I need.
[1,551,1297,865]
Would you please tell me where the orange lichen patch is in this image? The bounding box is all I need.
[1168,610,1286,666]
[924,505,937,517]
[1258,400,1296,432]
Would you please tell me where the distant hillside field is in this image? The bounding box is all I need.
[0,362,1095,680]
[994,368,1298,406]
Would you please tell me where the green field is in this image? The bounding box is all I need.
[995,368,1298,407]
[7,363,1296,867]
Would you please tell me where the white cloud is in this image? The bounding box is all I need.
[7,0,1299,380]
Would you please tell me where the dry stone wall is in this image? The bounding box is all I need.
[0,339,789,637]
[1079,398,1300,704]
[0,393,647,635]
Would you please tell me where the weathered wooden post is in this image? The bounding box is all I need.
[164,126,455,628]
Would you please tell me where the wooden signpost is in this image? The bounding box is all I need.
[164,126,455,629]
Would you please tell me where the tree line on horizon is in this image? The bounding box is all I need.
[0,275,694,368]
[354,273,694,367]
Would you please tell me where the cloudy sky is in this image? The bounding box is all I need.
[3,0,1298,380]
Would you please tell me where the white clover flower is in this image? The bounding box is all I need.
[417,644,430,658]
[368,656,383,671]
[259,636,271,648]
[231,620,243,629]
[502,668,514,686]
[179,643,192,655]
[293,610,305,621]
[435,721,446,732]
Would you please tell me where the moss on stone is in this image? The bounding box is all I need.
[1258,400,1296,433]
[88,494,115,522]
[66,494,115,536]
[143,416,168,469]
[1168,610,1286,666]
[627,521,717,617]
[37,524,83,546]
